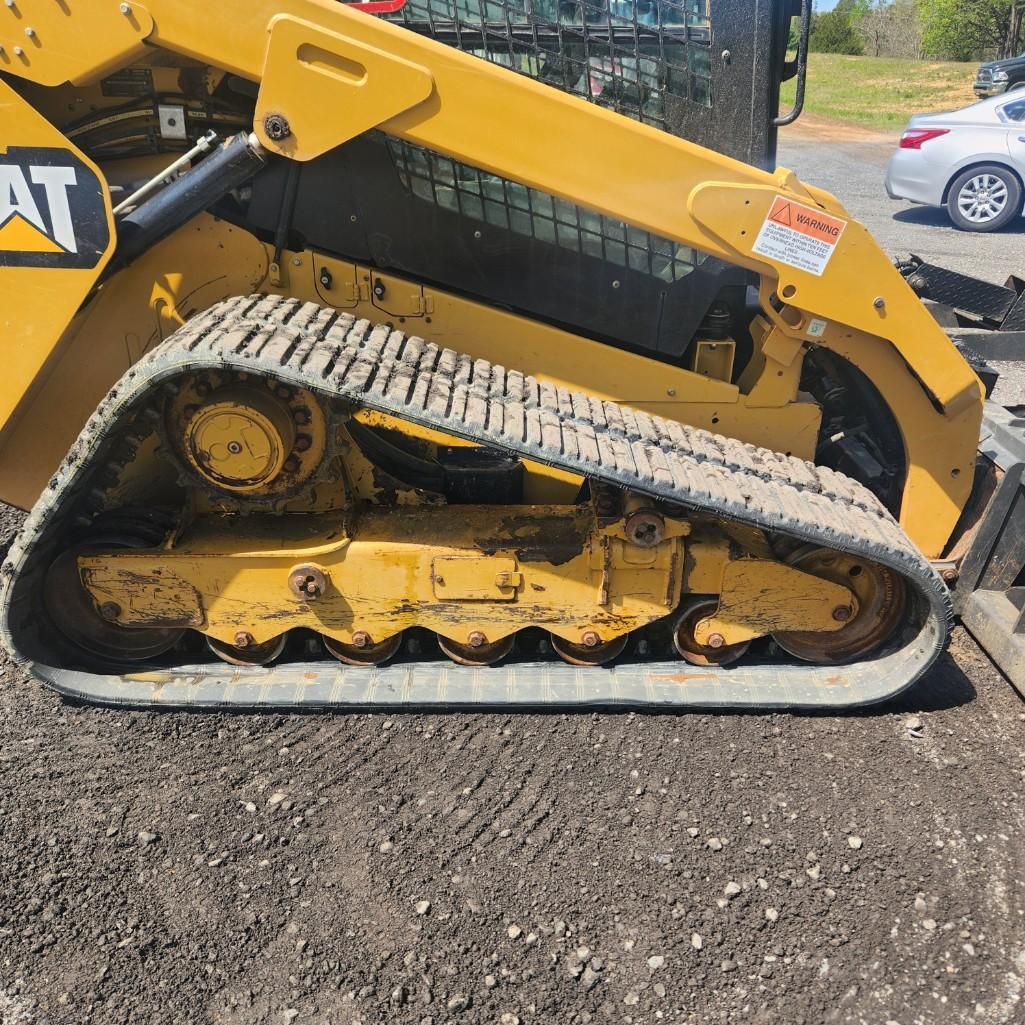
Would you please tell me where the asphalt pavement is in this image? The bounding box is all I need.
[779,120,1025,405]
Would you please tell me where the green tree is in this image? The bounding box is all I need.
[919,0,1024,61]
[810,4,866,54]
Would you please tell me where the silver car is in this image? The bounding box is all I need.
[886,93,1025,232]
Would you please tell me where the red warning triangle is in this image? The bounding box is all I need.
[770,202,792,227]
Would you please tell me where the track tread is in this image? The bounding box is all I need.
[0,295,952,710]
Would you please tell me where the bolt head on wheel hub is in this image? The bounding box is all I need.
[672,598,750,667]
[324,632,402,666]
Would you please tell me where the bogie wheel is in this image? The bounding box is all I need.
[207,633,287,667]
[772,546,906,664]
[44,531,183,663]
[438,634,514,666]
[324,632,403,666]
[672,597,751,667]
[551,633,628,666]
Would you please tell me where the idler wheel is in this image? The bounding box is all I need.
[44,533,183,663]
[772,546,906,663]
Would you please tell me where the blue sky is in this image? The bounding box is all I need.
[816,0,840,8]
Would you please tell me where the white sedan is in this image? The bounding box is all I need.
[886,93,1025,232]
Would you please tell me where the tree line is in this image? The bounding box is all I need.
[799,0,1024,62]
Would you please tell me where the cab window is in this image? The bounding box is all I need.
[998,98,1025,122]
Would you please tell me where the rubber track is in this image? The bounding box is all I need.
[0,295,951,709]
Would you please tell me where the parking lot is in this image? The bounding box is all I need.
[0,120,1022,1025]
[780,117,1025,405]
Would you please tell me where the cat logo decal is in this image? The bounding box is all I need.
[0,147,110,269]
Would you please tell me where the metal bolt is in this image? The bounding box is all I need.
[24,26,34,37]
[119,2,131,12]
[294,434,312,453]
[234,631,254,649]
[275,385,292,400]
[832,605,853,622]
[706,632,726,649]
[293,408,311,426]
[194,380,211,397]
[292,255,302,266]
[873,296,886,310]
[319,268,333,289]
[226,440,242,454]
[721,49,731,61]
[288,564,327,600]
[283,456,300,473]
[942,568,958,584]
[467,631,487,648]
[581,630,602,649]
[98,601,121,622]
[611,280,621,289]
[351,630,371,649]
[473,230,482,239]
[13,45,22,55]
[263,113,291,141]
[625,510,665,549]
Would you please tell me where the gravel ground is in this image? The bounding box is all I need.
[1,124,1024,1025]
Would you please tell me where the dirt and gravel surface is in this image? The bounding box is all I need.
[2,123,1025,1025]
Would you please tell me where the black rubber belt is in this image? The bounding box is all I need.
[0,294,951,709]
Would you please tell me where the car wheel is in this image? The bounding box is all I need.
[947,165,1022,232]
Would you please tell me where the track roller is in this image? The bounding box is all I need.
[551,633,628,666]
[672,598,751,667]
[324,632,402,666]
[438,633,514,666]
[207,633,287,666]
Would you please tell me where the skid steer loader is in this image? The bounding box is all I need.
[0,0,1021,709]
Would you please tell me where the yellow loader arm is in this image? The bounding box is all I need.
[0,0,983,558]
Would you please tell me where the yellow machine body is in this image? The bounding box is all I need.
[0,0,991,707]
[0,0,984,560]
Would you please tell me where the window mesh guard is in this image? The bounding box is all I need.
[386,138,704,282]
[387,0,714,130]
[378,1,713,284]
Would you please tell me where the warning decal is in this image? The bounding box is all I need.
[752,197,846,277]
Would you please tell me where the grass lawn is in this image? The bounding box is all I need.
[779,53,978,131]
